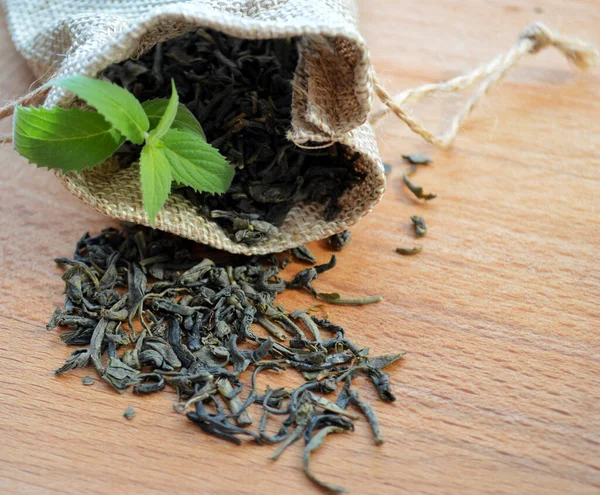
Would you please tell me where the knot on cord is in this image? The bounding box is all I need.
[520,21,597,69]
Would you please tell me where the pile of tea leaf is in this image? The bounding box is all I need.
[103,29,363,245]
[48,224,403,492]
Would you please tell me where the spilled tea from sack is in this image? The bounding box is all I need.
[49,224,403,492]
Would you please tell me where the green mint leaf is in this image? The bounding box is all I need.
[149,79,179,140]
[142,99,206,140]
[51,75,149,144]
[158,128,234,195]
[139,142,172,226]
[13,106,124,172]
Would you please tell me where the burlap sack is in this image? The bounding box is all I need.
[2,0,384,255]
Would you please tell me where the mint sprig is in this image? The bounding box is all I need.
[12,76,234,225]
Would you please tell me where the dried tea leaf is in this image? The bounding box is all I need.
[123,406,136,420]
[403,171,437,201]
[410,216,427,238]
[89,318,109,374]
[303,426,349,493]
[308,392,360,419]
[317,292,383,306]
[269,424,305,461]
[81,376,95,386]
[102,357,140,393]
[349,390,383,445]
[257,316,288,341]
[291,246,317,264]
[99,252,120,289]
[127,263,147,321]
[133,373,166,394]
[402,154,431,165]
[55,349,90,375]
[363,353,406,370]
[286,255,336,296]
[403,163,436,201]
[328,230,351,250]
[396,246,423,256]
[216,377,253,427]
[367,369,396,402]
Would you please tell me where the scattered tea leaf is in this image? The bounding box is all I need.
[403,166,437,201]
[328,230,351,251]
[363,353,406,370]
[257,316,288,341]
[285,257,332,296]
[308,392,360,419]
[269,424,304,461]
[47,210,406,490]
[349,390,383,445]
[124,406,136,420]
[317,292,383,306]
[55,348,90,375]
[102,356,140,393]
[217,377,253,427]
[303,426,350,493]
[396,246,423,256]
[133,373,166,394]
[410,216,427,238]
[402,154,431,165]
[81,376,95,386]
[291,246,317,264]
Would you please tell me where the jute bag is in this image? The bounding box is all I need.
[1,0,596,254]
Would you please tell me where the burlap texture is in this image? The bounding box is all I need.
[2,0,385,254]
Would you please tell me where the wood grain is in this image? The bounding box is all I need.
[1,1,599,493]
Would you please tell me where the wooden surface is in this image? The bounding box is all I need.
[1,1,599,493]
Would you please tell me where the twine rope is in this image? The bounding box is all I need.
[369,22,598,147]
[0,85,49,121]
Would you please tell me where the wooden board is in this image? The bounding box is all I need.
[1,1,599,493]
